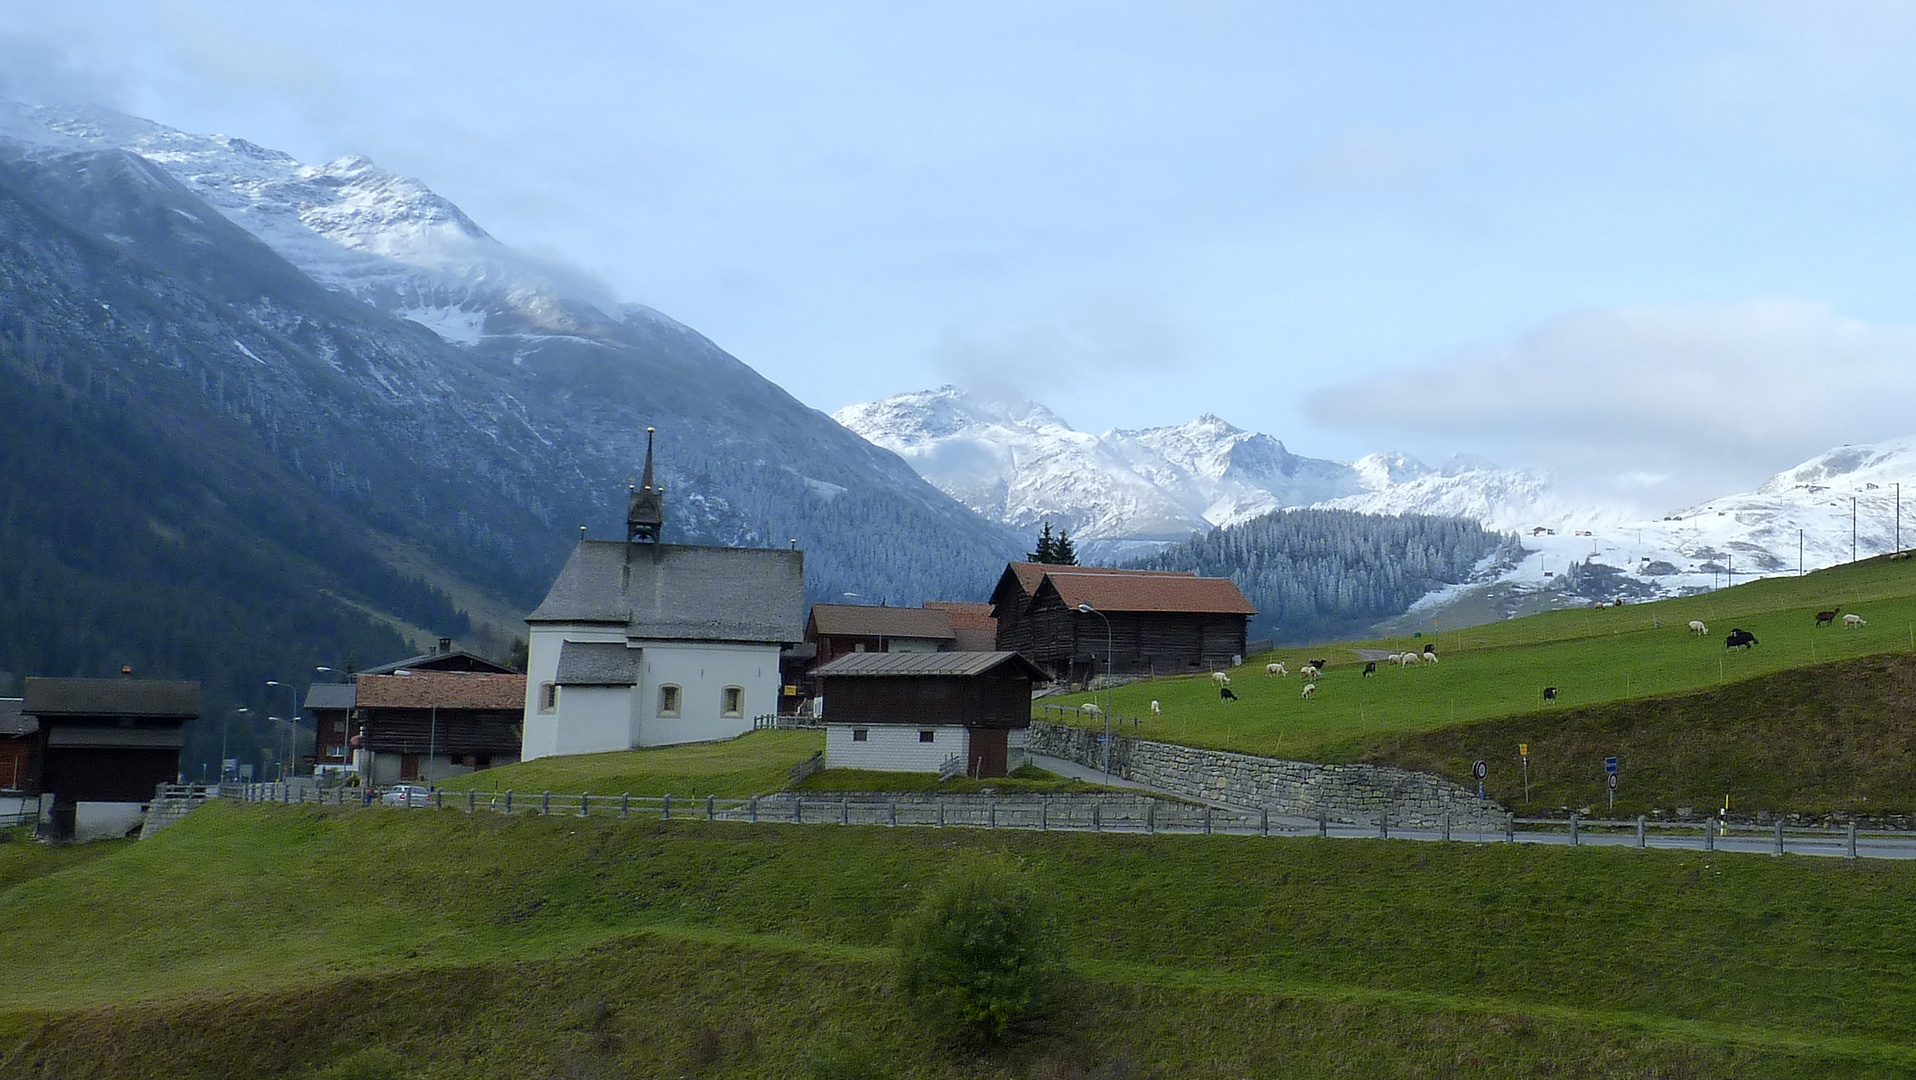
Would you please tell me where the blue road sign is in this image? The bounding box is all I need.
[1604,756,1619,775]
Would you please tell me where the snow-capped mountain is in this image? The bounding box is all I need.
[833,386,1555,559]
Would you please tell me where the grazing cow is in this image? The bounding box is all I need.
[1300,683,1316,699]
[1543,686,1557,701]
[1815,607,1841,627]
[1688,620,1708,636]
[1362,661,1377,677]
[1266,662,1287,676]
[1219,686,1239,703]
[1149,699,1161,716]
[1725,628,1758,650]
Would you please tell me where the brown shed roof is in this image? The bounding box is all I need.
[811,650,1047,680]
[355,672,528,711]
[22,677,202,718]
[1041,571,1255,615]
[923,601,998,651]
[1003,561,1193,597]
[807,604,957,641]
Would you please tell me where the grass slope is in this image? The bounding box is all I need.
[4,803,1916,1077]
[431,730,825,798]
[1360,652,1916,815]
[1047,555,1916,764]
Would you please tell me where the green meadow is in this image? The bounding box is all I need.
[5,803,1916,1078]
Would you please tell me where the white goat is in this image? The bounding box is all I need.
[1300,682,1317,699]
[1080,702,1102,717]
[1688,620,1708,636]
[1400,652,1420,666]
[1266,662,1287,676]
[1298,664,1319,680]
[1845,613,1867,628]
[1423,653,1439,665]
[1211,670,1230,685]
[1384,653,1403,664]
[1149,699,1161,715]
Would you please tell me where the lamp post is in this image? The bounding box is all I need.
[1076,603,1115,779]
[266,679,300,781]
[221,707,249,784]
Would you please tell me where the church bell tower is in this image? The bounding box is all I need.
[627,427,664,545]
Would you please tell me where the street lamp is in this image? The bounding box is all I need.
[221,707,249,784]
[266,679,300,781]
[1076,603,1115,779]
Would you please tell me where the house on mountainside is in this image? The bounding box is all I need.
[814,651,1046,778]
[991,561,1253,683]
[520,430,805,759]
[352,671,526,786]
[19,675,200,841]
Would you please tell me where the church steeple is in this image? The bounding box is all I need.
[627,427,664,544]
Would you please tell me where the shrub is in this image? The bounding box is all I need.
[892,857,1063,1048]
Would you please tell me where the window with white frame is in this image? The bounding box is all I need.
[538,682,558,713]
[658,684,682,717]
[721,686,745,718]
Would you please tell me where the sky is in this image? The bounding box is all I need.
[7,1,1916,512]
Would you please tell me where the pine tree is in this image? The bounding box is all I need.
[1053,528,1078,566]
[1030,521,1057,563]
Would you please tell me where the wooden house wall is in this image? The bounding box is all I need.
[39,747,179,802]
[1014,607,1246,678]
[359,708,524,756]
[823,675,1031,730]
[0,738,32,792]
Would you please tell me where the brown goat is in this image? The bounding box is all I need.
[1815,607,1841,627]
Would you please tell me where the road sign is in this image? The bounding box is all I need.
[1604,756,1619,775]
[1473,759,1487,800]
[1608,774,1618,790]
[1519,743,1528,757]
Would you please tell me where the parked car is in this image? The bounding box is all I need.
[380,784,434,807]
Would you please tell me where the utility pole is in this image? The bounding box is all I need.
[1898,483,1902,553]
[1853,497,1859,563]
[1799,529,1804,576]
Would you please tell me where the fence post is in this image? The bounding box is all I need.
[936,802,944,828]
[989,801,996,829]
[1705,818,1715,852]
[1569,813,1579,846]
[1442,807,1451,843]
[542,791,552,816]
[707,795,716,821]
[1092,803,1101,833]
[468,790,476,814]
[1847,820,1858,859]
[1040,801,1047,831]
[581,793,590,817]
[1320,806,1329,838]
[662,793,672,821]
[889,803,897,828]
[434,790,443,811]
[1636,815,1646,849]
[1146,801,1155,835]
[748,796,758,823]
[1506,812,1515,843]
[1260,807,1269,837]
[621,793,630,818]
[1203,806,1212,835]
[1378,810,1388,840]
[841,799,849,826]
[795,798,802,824]
[1774,818,1785,857]
[505,790,513,814]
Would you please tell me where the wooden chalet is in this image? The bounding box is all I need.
[813,651,1046,778]
[990,561,1254,682]
[357,638,515,676]
[304,682,357,776]
[20,676,201,841]
[0,699,31,793]
[352,671,526,786]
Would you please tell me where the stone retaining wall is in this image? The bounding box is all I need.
[1027,722,1505,829]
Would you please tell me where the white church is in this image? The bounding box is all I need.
[519,431,805,760]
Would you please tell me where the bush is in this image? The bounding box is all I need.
[892,857,1063,1048]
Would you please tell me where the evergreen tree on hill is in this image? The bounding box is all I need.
[1029,521,1057,563]
[1053,528,1078,566]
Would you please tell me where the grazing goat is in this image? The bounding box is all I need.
[1266,662,1287,676]
[1815,607,1841,627]
[1220,686,1239,703]
[1298,664,1320,680]
[1422,644,1436,658]
[1845,613,1867,628]
[1543,686,1557,701]
[1892,551,1913,562]
[1362,661,1377,677]
[1300,682,1316,699]
[1725,628,1758,650]
[1400,652,1421,666]
[1080,702,1102,717]
[1688,620,1708,636]
[1149,699,1161,716]
[1385,653,1403,664]
[1423,652,1440,665]
[1211,670,1231,685]
[1309,658,1330,671]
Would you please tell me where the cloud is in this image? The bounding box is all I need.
[1306,298,1916,510]
[932,295,1197,410]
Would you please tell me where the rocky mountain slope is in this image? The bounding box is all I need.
[0,102,1023,760]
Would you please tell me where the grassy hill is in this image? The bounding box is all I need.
[1047,555,1916,768]
[5,804,1916,1077]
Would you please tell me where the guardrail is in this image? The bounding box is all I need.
[228,785,1916,860]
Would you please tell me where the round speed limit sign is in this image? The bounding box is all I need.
[1472,759,1488,781]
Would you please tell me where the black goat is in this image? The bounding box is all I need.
[1362,661,1377,677]
[1219,686,1239,702]
[1725,628,1758,650]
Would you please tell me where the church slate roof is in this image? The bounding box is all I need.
[526,541,805,645]
[555,641,640,686]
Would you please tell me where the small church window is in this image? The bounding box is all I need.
[721,686,745,718]
[919,730,935,743]
[538,682,558,713]
[658,684,682,717]
[852,728,869,742]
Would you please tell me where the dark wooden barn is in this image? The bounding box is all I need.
[990,562,1254,682]
[353,671,526,785]
[0,699,33,793]
[20,676,201,840]
[812,651,1047,778]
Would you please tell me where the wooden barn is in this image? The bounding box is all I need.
[20,676,201,841]
[813,651,1046,779]
[352,671,527,786]
[990,562,1254,682]
[0,699,30,793]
